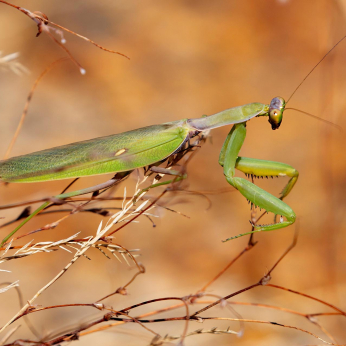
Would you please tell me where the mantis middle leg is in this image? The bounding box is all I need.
[219,123,296,238]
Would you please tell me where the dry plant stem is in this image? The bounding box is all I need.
[13,305,160,338]
[267,226,298,278]
[80,302,187,337]
[80,315,335,346]
[44,31,83,72]
[15,299,189,345]
[1,237,139,265]
[12,304,99,324]
[0,183,145,333]
[44,313,156,346]
[267,284,346,316]
[248,209,268,245]
[0,283,39,339]
[198,241,256,293]
[0,197,128,212]
[0,0,129,59]
[0,207,107,230]
[0,326,21,346]
[202,293,245,334]
[75,298,340,343]
[60,178,80,194]
[96,265,145,302]
[3,58,70,160]
[118,297,191,344]
[310,312,343,317]
[196,317,336,346]
[221,300,337,344]
[36,17,130,59]
[225,301,334,318]
[0,205,153,247]
[0,194,183,237]
[191,230,298,317]
[197,193,266,294]
[0,184,225,212]
[100,242,142,271]
[0,193,187,211]
[105,189,168,238]
[96,244,145,302]
[0,214,74,247]
[194,283,262,317]
[4,178,87,241]
[1,175,126,246]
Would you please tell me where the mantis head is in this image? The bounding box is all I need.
[268,97,286,130]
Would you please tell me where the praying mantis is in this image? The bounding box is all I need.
[0,97,296,242]
[0,39,342,246]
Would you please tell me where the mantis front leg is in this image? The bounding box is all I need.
[219,123,297,239]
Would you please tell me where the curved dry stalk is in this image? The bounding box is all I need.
[198,317,336,346]
[0,0,129,60]
[217,300,338,344]
[198,241,256,293]
[267,284,346,317]
[3,58,70,160]
[119,297,191,345]
[0,326,21,346]
[0,282,40,338]
[79,302,187,337]
[155,326,238,343]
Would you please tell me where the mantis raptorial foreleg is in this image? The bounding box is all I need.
[235,157,299,200]
[219,123,296,238]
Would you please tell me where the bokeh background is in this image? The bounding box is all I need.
[0,0,346,345]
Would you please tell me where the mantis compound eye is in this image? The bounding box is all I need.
[268,97,285,130]
[269,108,282,130]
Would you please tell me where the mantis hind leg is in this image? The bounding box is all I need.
[219,123,296,239]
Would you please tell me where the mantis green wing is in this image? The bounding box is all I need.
[0,120,191,183]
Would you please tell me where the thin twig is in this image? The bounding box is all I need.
[0,1,129,59]
[3,58,69,160]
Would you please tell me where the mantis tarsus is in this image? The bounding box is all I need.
[0,38,342,246]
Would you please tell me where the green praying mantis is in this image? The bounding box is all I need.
[0,97,302,243]
[0,40,342,247]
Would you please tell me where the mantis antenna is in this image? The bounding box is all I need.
[283,34,346,130]
[286,33,346,104]
[285,108,342,131]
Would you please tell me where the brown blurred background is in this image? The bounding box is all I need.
[0,0,346,345]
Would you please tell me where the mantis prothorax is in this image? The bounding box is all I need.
[0,37,343,245]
